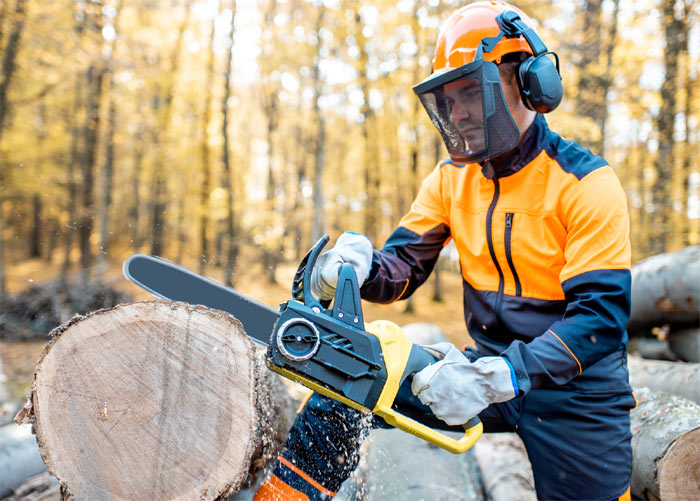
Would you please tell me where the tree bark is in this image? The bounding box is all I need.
[650,0,684,255]
[310,3,327,244]
[0,0,28,296]
[628,246,700,335]
[97,2,122,282]
[575,0,604,152]
[198,15,216,276]
[15,301,295,500]
[0,0,27,140]
[149,2,190,257]
[630,388,700,500]
[628,355,700,404]
[220,0,238,288]
[78,62,105,284]
[29,194,42,258]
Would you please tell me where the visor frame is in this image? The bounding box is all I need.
[412,59,486,97]
[413,59,520,164]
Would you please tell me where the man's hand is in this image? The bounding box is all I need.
[411,343,519,426]
[310,232,373,300]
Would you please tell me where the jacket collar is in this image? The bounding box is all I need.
[480,114,547,179]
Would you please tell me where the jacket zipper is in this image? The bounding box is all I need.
[486,178,505,325]
[505,212,522,296]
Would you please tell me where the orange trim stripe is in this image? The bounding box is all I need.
[619,486,631,501]
[278,456,336,497]
[631,392,638,409]
[296,391,314,414]
[548,329,582,374]
[387,279,410,305]
[253,474,310,501]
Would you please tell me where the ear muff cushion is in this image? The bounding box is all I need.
[517,55,563,113]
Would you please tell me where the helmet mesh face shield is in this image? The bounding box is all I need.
[414,59,520,164]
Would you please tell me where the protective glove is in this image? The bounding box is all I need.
[411,342,518,426]
[310,232,373,300]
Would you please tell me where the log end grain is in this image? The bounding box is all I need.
[16,300,293,501]
[657,427,700,499]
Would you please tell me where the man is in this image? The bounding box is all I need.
[255,2,635,500]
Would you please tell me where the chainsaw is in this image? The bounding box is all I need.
[122,235,482,453]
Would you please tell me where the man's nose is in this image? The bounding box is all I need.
[450,99,470,122]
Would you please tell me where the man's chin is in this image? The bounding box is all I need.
[464,140,486,153]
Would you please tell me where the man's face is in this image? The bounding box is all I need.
[444,77,485,153]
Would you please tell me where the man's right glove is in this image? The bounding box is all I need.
[310,232,373,300]
[411,343,519,426]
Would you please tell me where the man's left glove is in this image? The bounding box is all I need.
[310,232,373,300]
[411,343,518,426]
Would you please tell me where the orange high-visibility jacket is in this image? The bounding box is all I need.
[360,115,632,394]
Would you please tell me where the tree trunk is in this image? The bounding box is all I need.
[220,0,237,287]
[668,327,700,363]
[599,0,620,156]
[355,8,379,244]
[472,433,536,501]
[29,194,42,258]
[628,355,700,404]
[630,388,700,500]
[198,15,216,276]
[575,0,604,152]
[15,301,295,500]
[681,0,694,247]
[432,258,443,303]
[650,0,684,255]
[0,0,27,141]
[310,4,327,244]
[0,0,28,295]
[60,75,84,285]
[628,246,700,335]
[149,3,190,257]
[78,63,105,283]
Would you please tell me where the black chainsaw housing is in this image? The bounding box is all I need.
[267,235,388,410]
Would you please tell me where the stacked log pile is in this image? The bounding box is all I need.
[629,246,700,362]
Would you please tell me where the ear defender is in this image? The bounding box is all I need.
[496,11,563,113]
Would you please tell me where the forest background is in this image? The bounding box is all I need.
[0,0,698,347]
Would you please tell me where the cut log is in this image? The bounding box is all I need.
[668,327,700,363]
[4,472,60,501]
[628,355,700,405]
[472,433,536,501]
[630,387,700,500]
[628,337,678,361]
[628,246,700,335]
[15,300,295,500]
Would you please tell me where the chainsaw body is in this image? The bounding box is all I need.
[266,235,483,454]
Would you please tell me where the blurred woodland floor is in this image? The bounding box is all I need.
[0,248,468,405]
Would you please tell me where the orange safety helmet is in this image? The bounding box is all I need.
[413,1,561,165]
[431,1,535,74]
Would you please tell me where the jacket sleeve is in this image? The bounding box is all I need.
[360,164,452,304]
[501,166,632,394]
